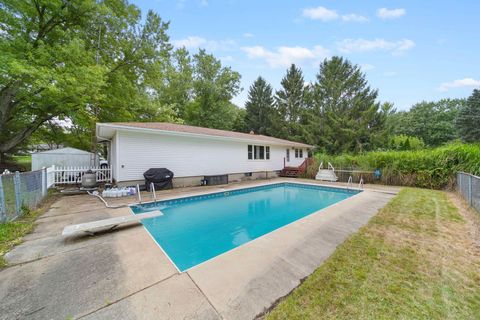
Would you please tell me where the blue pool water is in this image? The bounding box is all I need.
[131,183,359,271]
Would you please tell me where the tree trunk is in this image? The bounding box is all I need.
[0,115,51,155]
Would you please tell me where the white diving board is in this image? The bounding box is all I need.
[62,210,164,236]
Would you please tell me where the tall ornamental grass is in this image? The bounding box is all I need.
[314,143,480,189]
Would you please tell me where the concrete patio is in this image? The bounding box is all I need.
[0,179,399,320]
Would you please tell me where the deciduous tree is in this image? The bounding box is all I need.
[184,50,241,130]
[389,99,464,146]
[0,0,176,161]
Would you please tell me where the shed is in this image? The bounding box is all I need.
[31,147,97,170]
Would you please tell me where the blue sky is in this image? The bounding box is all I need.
[134,0,480,110]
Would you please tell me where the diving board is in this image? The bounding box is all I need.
[62,210,164,236]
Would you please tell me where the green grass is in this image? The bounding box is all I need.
[11,155,31,171]
[0,191,59,267]
[0,209,39,267]
[265,189,480,320]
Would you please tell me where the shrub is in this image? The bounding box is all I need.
[313,143,480,189]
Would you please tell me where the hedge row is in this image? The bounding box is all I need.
[313,143,480,189]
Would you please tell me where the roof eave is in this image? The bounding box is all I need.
[96,123,313,148]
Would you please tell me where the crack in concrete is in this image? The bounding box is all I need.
[76,273,179,319]
[186,271,224,319]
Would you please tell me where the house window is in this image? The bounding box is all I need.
[286,149,290,162]
[248,145,269,160]
[294,148,303,158]
[254,145,265,159]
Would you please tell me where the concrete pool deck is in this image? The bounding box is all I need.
[0,179,400,319]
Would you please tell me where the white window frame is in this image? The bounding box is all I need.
[248,144,270,161]
[294,148,303,159]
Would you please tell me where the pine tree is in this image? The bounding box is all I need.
[245,77,275,135]
[312,56,384,154]
[457,89,480,142]
[275,64,307,141]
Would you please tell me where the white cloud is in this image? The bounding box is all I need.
[171,36,236,51]
[438,78,480,92]
[172,36,207,49]
[302,6,368,23]
[342,14,368,22]
[377,8,406,19]
[337,38,415,55]
[302,6,339,21]
[243,33,254,38]
[242,45,330,68]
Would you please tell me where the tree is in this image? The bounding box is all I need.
[184,50,241,130]
[152,47,193,120]
[389,135,425,151]
[232,107,248,132]
[0,0,176,161]
[312,56,385,154]
[457,89,480,143]
[274,64,307,141]
[245,77,275,135]
[389,99,464,146]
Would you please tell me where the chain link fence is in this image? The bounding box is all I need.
[457,172,480,213]
[0,169,49,223]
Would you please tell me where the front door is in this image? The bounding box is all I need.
[286,149,290,162]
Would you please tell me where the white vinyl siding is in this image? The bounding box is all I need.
[112,130,307,182]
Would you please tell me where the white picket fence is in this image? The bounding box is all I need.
[46,166,55,188]
[49,165,112,185]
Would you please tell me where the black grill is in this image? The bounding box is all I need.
[143,168,174,191]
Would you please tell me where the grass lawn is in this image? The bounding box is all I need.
[0,192,59,267]
[0,210,40,267]
[11,155,31,171]
[265,188,480,319]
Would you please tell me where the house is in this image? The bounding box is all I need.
[96,122,313,187]
[31,147,98,170]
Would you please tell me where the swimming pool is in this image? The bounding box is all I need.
[131,182,360,271]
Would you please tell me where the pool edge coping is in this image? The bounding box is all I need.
[130,180,366,273]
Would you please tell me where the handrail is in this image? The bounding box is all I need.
[358,177,364,189]
[328,162,335,172]
[347,176,353,189]
[318,161,335,172]
[137,184,142,203]
[151,182,157,204]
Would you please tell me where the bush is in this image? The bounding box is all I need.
[314,143,480,189]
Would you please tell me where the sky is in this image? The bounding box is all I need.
[133,0,480,111]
